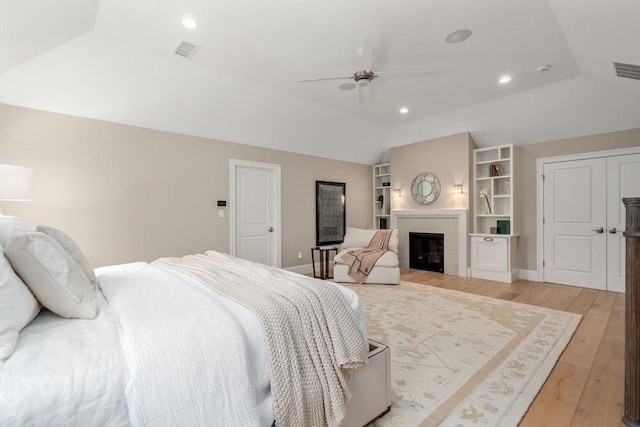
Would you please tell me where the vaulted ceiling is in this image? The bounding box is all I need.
[1,0,638,164]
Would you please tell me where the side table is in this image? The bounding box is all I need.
[311,246,338,279]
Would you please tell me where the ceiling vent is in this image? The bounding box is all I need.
[173,41,200,59]
[613,61,640,80]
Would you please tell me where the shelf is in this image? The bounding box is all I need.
[475,159,510,165]
[476,175,511,180]
[469,233,519,238]
[373,163,391,229]
[473,144,514,235]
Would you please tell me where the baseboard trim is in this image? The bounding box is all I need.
[285,264,314,275]
[519,269,540,282]
[285,262,336,276]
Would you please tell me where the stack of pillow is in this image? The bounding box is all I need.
[0,216,98,360]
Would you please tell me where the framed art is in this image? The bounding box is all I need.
[316,181,346,246]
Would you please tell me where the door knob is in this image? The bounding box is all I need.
[268,226,274,232]
[591,226,604,233]
[608,227,617,234]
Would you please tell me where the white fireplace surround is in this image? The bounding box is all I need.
[391,209,468,277]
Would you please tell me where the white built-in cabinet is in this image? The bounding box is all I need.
[470,144,519,282]
[373,163,391,229]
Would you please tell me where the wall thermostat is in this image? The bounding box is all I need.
[217,200,227,207]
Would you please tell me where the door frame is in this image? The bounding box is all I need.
[229,159,282,268]
[536,146,640,282]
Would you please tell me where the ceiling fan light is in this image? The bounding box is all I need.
[357,79,370,87]
[181,18,198,29]
[339,82,356,91]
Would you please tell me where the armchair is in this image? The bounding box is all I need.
[333,227,400,285]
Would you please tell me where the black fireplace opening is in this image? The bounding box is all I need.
[409,232,444,273]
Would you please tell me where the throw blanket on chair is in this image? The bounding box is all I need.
[341,230,393,284]
[153,251,368,427]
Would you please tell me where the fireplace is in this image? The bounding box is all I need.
[392,209,467,277]
[409,232,444,273]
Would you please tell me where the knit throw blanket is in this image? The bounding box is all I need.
[341,230,393,284]
[152,251,368,427]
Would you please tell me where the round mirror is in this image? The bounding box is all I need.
[411,172,441,204]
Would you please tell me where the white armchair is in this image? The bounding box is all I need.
[333,227,400,285]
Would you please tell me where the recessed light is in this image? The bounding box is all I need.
[499,75,512,84]
[339,82,356,91]
[445,29,472,44]
[181,18,198,29]
[399,107,409,114]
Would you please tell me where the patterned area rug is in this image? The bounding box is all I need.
[341,281,581,427]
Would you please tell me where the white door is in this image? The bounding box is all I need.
[230,160,281,267]
[543,158,607,290]
[543,153,640,292]
[606,154,640,292]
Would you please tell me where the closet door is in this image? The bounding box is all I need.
[606,154,640,292]
[543,158,607,290]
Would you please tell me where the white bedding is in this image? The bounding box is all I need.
[0,258,367,427]
[0,289,129,426]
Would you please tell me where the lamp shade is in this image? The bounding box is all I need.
[0,164,34,201]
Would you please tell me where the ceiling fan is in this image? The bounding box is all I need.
[297,36,435,103]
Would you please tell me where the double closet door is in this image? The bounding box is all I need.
[543,152,640,292]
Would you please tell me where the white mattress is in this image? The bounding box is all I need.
[0,259,367,426]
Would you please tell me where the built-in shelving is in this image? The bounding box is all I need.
[373,163,390,229]
[470,144,518,283]
[473,144,514,234]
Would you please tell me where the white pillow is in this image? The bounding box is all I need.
[36,225,97,287]
[342,227,398,253]
[4,232,97,319]
[0,215,31,247]
[0,247,40,359]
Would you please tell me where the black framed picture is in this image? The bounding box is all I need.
[316,181,346,246]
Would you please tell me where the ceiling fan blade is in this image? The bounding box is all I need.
[297,76,353,83]
[375,70,436,78]
[358,36,374,71]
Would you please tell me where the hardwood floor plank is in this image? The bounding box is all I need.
[519,361,589,426]
[572,293,625,427]
[559,308,609,369]
[564,288,600,315]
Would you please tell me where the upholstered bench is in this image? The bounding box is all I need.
[333,227,400,285]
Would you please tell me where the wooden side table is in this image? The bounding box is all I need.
[311,246,338,279]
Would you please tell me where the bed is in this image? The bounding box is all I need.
[0,217,385,427]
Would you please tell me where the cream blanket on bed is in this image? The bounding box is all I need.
[153,251,368,427]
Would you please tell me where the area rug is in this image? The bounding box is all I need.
[340,281,582,427]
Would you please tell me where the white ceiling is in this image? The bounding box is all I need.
[1,0,638,164]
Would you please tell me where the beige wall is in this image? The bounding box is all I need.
[516,128,640,271]
[389,132,474,212]
[0,104,372,268]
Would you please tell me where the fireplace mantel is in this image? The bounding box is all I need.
[391,209,468,277]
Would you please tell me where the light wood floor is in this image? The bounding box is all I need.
[400,268,624,427]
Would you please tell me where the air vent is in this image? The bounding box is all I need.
[613,61,640,80]
[173,40,200,59]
